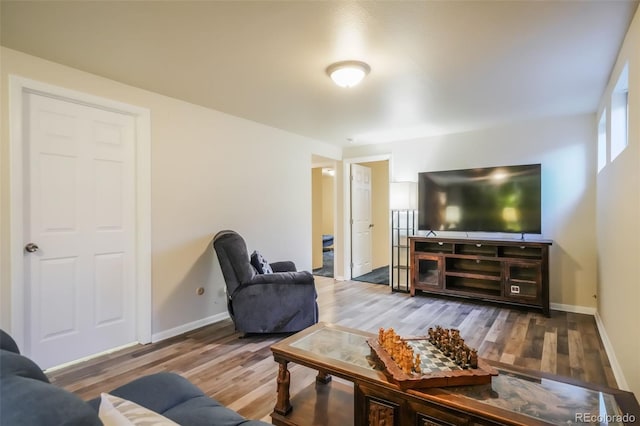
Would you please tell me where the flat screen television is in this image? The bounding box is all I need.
[418,164,541,234]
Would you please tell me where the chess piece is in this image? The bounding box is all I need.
[454,346,462,365]
[394,337,402,360]
[440,335,447,353]
[469,349,478,368]
[402,349,411,374]
[459,348,468,368]
[414,354,422,375]
[451,329,460,346]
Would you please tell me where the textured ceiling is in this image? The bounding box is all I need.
[1,1,637,146]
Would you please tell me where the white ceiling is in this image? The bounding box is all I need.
[1,1,637,147]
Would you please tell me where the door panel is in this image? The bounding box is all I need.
[39,257,78,338]
[351,164,373,278]
[95,253,126,326]
[25,93,136,369]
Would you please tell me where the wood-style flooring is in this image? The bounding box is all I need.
[47,276,616,423]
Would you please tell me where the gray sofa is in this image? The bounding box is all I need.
[0,330,270,425]
[213,230,318,334]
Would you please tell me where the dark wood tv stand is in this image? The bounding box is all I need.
[409,236,552,316]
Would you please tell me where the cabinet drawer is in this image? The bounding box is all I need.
[500,245,543,259]
[414,241,454,254]
[410,401,470,426]
[456,243,498,257]
[355,384,403,426]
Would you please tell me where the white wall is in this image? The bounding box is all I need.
[596,8,639,395]
[344,113,598,310]
[0,47,340,337]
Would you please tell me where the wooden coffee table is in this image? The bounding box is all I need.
[270,322,639,426]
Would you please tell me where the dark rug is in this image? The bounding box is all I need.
[313,250,334,278]
[353,266,389,285]
[313,251,389,285]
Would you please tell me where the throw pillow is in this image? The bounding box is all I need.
[98,393,179,426]
[250,250,273,274]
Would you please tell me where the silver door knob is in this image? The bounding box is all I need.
[25,243,39,253]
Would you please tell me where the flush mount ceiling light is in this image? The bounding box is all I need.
[326,60,370,88]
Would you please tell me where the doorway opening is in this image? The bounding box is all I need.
[349,158,390,285]
[311,156,336,278]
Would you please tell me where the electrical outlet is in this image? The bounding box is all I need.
[510,285,520,294]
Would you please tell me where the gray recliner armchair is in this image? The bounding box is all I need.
[213,230,319,334]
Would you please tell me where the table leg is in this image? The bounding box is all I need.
[274,361,292,415]
[316,370,332,384]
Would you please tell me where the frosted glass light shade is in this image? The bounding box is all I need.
[326,61,370,88]
[390,182,417,210]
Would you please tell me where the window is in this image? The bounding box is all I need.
[597,109,607,173]
[611,63,629,161]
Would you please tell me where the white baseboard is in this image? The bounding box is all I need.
[550,303,629,390]
[550,303,597,315]
[151,312,230,343]
[45,341,139,373]
[594,311,629,390]
[45,313,231,371]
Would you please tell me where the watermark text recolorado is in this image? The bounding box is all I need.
[575,412,636,423]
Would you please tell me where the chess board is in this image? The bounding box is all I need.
[405,339,464,373]
[367,336,498,390]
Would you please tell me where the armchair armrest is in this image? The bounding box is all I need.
[269,261,297,272]
[248,270,314,286]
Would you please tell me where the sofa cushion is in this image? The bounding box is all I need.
[99,393,178,425]
[88,372,269,425]
[0,350,101,426]
[162,394,268,426]
[0,329,20,354]
[0,348,50,383]
[250,251,273,274]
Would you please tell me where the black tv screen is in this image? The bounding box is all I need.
[418,164,542,234]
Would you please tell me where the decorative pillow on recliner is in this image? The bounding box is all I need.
[250,251,273,274]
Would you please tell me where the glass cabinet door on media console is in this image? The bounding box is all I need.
[504,260,542,303]
[411,254,443,295]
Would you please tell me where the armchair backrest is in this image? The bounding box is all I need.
[213,230,257,297]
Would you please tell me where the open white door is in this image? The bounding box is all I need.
[24,93,137,369]
[351,163,373,278]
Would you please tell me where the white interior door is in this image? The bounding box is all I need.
[24,93,136,369]
[351,163,373,278]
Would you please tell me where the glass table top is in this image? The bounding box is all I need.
[287,326,628,425]
[290,327,375,370]
[453,369,624,425]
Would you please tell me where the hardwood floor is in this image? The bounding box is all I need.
[47,276,616,422]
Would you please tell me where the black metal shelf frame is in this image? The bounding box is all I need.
[391,210,416,292]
